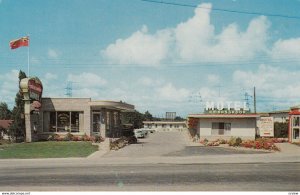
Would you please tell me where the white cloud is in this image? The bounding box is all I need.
[48,48,59,59]
[101,25,172,65]
[101,3,270,65]
[67,72,106,88]
[0,69,20,105]
[233,64,300,99]
[156,83,190,102]
[271,38,300,62]
[174,3,270,63]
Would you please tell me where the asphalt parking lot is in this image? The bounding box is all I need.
[104,131,268,158]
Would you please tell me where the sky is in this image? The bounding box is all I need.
[0,0,300,117]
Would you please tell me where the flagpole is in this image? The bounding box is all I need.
[27,35,30,77]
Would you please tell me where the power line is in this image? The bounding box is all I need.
[141,0,300,20]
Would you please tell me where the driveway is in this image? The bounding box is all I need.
[103,131,266,158]
[104,131,187,158]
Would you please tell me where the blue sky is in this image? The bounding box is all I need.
[0,0,300,117]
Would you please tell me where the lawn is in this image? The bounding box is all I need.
[0,141,98,159]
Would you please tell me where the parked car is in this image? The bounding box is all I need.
[134,129,146,138]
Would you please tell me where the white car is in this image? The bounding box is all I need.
[134,129,146,138]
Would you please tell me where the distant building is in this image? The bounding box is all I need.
[258,110,289,123]
[0,120,13,139]
[143,121,187,132]
[165,112,176,120]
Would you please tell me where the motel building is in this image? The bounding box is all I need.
[143,121,187,132]
[31,98,135,141]
[19,77,135,142]
[187,101,260,141]
[289,105,300,143]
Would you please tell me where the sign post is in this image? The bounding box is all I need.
[20,77,43,142]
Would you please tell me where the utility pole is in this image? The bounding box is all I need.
[253,86,256,114]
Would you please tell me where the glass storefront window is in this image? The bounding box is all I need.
[43,111,83,133]
[71,112,80,132]
[293,117,300,127]
[57,112,70,132]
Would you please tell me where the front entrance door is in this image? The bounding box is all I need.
[92,112,101,134]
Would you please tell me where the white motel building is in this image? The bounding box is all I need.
[143,121,187,132]
[187,113,259,141]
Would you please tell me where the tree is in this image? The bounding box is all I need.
[274,122,288,138]
[144,111,153,121]
[174,116,185,121]
[9,70,27,142]
[121,110,144,129]
[0,102,11,119]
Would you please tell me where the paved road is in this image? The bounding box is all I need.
[1,132,299,191]
[1,163,299,191]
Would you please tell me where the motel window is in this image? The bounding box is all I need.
[155,124,157,128]
[43,111,83,133]
[212,122,231,135]
[170,124,173,128]
[162,124,166,128]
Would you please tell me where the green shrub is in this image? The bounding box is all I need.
[235,137,242,146]
[228,137,242,146]
[228,137,235,146]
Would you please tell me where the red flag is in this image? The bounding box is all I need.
[10,36,29,49]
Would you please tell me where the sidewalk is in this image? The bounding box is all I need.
[0,150,299,169]
[0,132,299,168]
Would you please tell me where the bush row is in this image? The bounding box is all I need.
[240,139,280,151]
[200,137,285,151]
[47,133,104,143]
[110,136,137,150]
